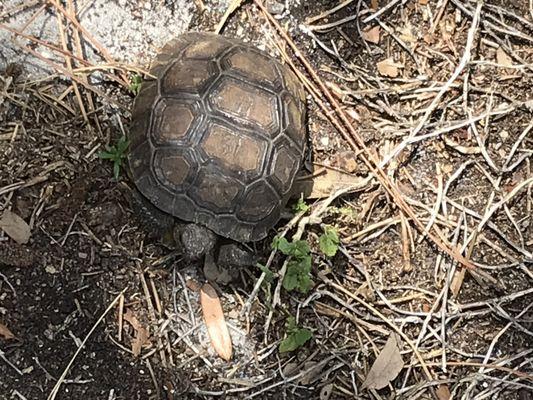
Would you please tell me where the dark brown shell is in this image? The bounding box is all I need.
[128,32,306,242]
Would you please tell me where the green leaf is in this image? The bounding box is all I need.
[99,136,130,180]
[113,161,121,180]
[286,316,297,332]
[283,257,313,293]
[98,151,117,160]
[291,240,310,258]
[116,136,130,153]
[282,265,300,291]
[257,263,273,283]
[279,327,313,353]
[272,236,292,254]
[319,226,339,257]
[292,198,309,213]
[129,74,143,95]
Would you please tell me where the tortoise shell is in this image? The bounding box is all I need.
[128,32,306,242]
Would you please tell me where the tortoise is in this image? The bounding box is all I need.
[128,32,307,282]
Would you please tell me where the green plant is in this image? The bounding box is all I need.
[279,316,313,353]
[272,236,313,294]
[257,262,274,283]
[319,226,340,257]
[129,74,143,95]
[292,197,309,213]
[257,263,274,310]
[98,135,130,180]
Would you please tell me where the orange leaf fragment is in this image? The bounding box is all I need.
[436,384,451,400]
[496,47,513,67]
[123,310,150,357]
[200,283,232,361]
[377,58,402,78]
[362,26,381,44]
[0,322,15,340]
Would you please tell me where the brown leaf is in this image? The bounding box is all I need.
[496,47,513,67]
[200,283,232,361]
[362,333,404,390]
[377,58,402,78]
[436,384,451,400]
[186,278,201,292]
[320,383,334,400]
[291,165,365,200]
[398,25,417,43]
[123,310,150,357]
[419,0,429,5]
[450,268,466,297]
[0,322,15,340]
[0,210,30,244]
[362,26,381,44]
[332,151,359,173]
[131,324,149,357]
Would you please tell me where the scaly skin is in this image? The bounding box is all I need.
[130,188,255,283]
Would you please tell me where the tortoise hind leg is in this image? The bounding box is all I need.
[218,243,255,268]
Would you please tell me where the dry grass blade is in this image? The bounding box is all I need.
[200,283,232,361]
[254,0,476,270]
[47,289,126,400]
[0,209,30,244]
[215,0,245,34]
[46,0,129,87]
[292,164,369,199]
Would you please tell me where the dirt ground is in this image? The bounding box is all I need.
[1,0,532,399]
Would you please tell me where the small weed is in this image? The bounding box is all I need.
[330,205,356,217]
[319,225,340,257]
[129,74,143,95]
[292,197,309,213]
[279,316,313,353]
[272,236,313,293]
[98,135,130,180]
[257,262,274,283]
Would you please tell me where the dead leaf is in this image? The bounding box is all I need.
[377,58,402,78]
[299,361,322,384]
[436,384,451,400]
[362,333,404,390]
[332,151,358,173]
[419,0,429,5]
[450,268,466,297]
[123,310,150,357]
[186,278,201,292]
[0,210,30,244]
[200,283,232,361]
[362,26,380,44]
[291,165,365,200]
[320,383,334,400]
[370,0,378,10]
[0,322,15,340]
[398,25,417,43]
[496,47,513,67]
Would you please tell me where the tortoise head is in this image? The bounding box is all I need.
[175,223,217,260]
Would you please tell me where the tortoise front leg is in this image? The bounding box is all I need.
[203,243,255,285]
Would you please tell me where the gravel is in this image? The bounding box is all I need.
[0,0,197,78]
